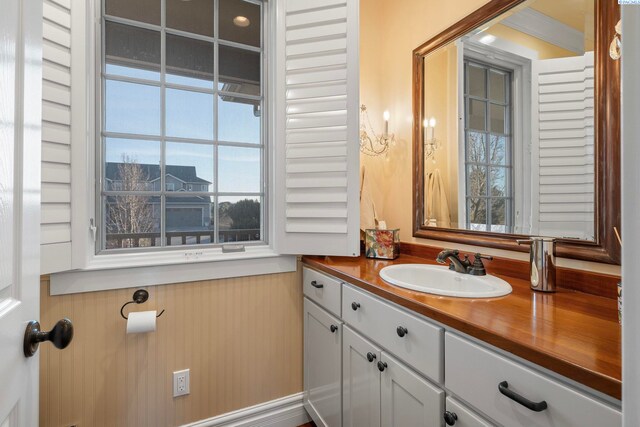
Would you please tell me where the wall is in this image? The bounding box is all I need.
[359,0,620,275]
[39,268,303,426]
[622,6,640,425]
[423,43,459,227]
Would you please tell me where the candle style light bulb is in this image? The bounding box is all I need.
[383,110,390,137]
[428,117,436,141]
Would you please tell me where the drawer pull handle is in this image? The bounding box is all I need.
[377,361,387,372]
[443,411,458,426]
[366,352,376,362]
[351,302,361,311]
[396,326,408,337]
[330,324,338,333]
[498,381,548,412]
[310,280,324,289]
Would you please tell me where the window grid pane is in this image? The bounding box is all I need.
[101,0,264,252]
[464,59,513,232]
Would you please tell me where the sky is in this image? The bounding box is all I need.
[104,68,262,194]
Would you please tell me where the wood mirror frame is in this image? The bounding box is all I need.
[412,0,620,264]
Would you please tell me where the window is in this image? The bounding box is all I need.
[100,0,264,252]
[464,59,513,233]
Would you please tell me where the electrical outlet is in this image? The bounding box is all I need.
[173,369,190,397]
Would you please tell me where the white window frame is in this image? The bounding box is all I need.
[458,40,532,235]
[60,0,294,292]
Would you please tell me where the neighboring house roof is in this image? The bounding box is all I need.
[105,162,211,184]
[105,195,212,204]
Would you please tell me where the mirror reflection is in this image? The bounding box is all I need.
[422,0,594,241]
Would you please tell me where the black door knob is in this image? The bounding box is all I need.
[330,324,338,333]
[397,326,408,337]
[351,302,360,311]
[377,361,387,372]
[366,352,376,362]
[24,318,74,358]
[443,411,458,425]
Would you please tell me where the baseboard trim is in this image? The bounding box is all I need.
[181,392,310,427]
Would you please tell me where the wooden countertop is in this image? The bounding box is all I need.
[302,254,622,400]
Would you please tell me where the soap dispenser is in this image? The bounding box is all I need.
[517,237,556,293]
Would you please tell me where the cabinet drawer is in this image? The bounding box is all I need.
[445,397,493,427]
[303,267,342,317]
[342,284,443,383]
[445,333,621,427]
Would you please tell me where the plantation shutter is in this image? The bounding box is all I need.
[274,0,360,256]
[531,52,595,240]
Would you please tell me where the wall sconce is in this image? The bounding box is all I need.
[360,105,395,157]
[610,20,621,60]
[423,116,440,162]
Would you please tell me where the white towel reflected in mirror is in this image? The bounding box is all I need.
[426,168,451,228]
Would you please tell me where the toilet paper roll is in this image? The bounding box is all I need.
[126,310,157,334]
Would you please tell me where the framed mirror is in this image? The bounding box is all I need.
[413,0,620,264]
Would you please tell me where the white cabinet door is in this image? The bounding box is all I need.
[304,298,342,427]
[380,353,444,427]
[343,326,381,427]
[445,397,494,427]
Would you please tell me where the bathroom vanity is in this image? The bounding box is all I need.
[301,254,621,427]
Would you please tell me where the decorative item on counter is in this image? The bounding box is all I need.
[365,224,400,260]
[614,226,622,324]
[610,20,621,60]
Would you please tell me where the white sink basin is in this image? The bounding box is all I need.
[379,264,512,298]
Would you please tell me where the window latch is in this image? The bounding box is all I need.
[222,244,245,253]
[89,218,97,242]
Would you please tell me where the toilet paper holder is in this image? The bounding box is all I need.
[120,289,165,320]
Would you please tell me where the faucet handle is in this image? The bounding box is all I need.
[469,253,492,276]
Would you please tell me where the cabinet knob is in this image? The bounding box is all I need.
[310,280,324,289]
[351,302,361,311]
[377,361,387,372]
[330,324,338,333]
[396,326,408,337]
[366,352,376,363]
[443,411,458,425]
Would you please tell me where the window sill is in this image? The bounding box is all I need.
[49,246,297,295]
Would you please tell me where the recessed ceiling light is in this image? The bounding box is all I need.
[479,34,496,45]
[233,16,250,27]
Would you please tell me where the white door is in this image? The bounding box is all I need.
[343,326,381,427]
[304,298,342,427]
[380,353,444,427]
[0,0,43,425]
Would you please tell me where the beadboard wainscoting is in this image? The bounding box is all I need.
[39,267,303,427]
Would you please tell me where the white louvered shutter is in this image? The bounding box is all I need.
[41,0,73,273]
[531,52,595,240]
[274,0,360,256]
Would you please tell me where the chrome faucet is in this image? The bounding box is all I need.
[436,249,493,276]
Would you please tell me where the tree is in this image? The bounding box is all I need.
[227,199,260,230]
[106,155,156,248]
